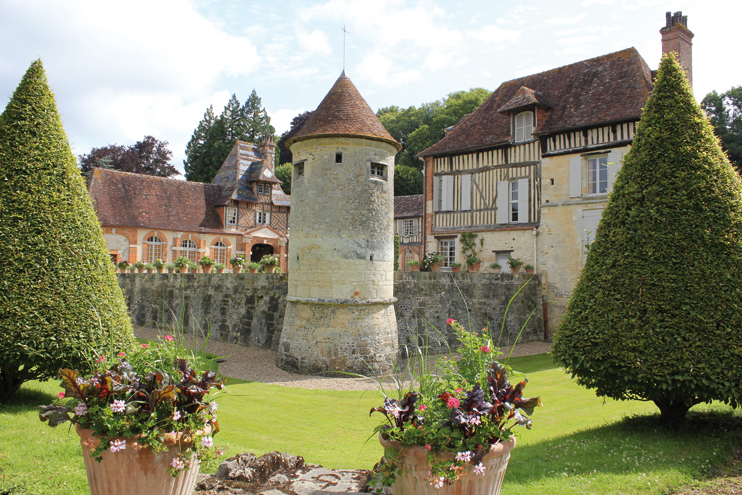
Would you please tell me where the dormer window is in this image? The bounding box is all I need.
[515,111,534,142]
[257,183,270,194]
[226,207,238,226]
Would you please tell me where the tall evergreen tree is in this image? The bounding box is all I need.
[241,89,275,143]
[0,60,134,399]
[552,54,742,427]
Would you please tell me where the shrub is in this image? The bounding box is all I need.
[552,54,742,427]
[0,60,134,399]
[259,255,278,266]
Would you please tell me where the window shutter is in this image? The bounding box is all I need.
[517,178,529,223]
[515,114,524,142]
[496,181,508,224]
[442,175,454,211]
[569,156,582,198]
[461,174,471,211]
[433,177,440,212]
[607,149,623,192]
[266,213,271,226]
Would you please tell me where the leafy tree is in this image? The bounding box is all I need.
[394,164,423,196]
[276,110,313,164]
[275,163,292,195]
[552,55,742,427]
[701,86,742,174]
[0,60,134,399]
[78,136,177,177]
[378,88,491,170]
[184,91,275,183]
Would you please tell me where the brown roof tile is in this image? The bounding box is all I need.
[420,48,653,157]
[394,194,423,218]
[88,169,230,234]
[498,86,552,113]
[287,71,401,151]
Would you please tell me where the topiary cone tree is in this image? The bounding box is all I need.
[552,54,742,427]
[0,60,135,400]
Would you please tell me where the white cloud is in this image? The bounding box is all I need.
[545,13,588,26]
[558,36,600,46]
[581,0,614,5]
[295,28,333,56]
[269,108,307,135]
[467,25,521,45]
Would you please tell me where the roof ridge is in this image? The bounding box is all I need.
[95,168,222,188]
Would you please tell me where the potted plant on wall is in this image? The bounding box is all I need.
[39,337,225,495]
[459,232,485,272]
[407,260,421,272]
[173,256,190,274]
[246,261,261,273]
[489,262,501,274]
[371,318,540,494]
[153,258,166,274]
[187,262,199,274]
[127,265,138,274]
[450,262,462,273]
[259,255,279,273]
[424,252,445,272]
[524,264,535,275]
[116,261,129,274]
[214,263,225,274]
[134,261,146,274]
[165,262,176,274]
[507,257,524,274]
[145,263,155,274]
[465,256,482,273]
[198,255,215,274]
[229,255,245,273]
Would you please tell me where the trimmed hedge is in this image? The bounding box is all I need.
[0,60,134,399]
[552,54,742,426]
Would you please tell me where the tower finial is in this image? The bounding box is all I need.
[341,25,349,72]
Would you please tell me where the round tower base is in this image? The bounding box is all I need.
[277,298,399,376]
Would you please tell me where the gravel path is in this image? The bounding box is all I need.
[135,326,551,391]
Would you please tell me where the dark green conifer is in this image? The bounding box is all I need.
[0,60,134,399]
[552,54,742,426]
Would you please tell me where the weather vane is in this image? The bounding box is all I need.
[341,25,349,71]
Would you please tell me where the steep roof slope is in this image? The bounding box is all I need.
[88,168,229,234]
[287,71,401,151]
[394,194,424,218]
[211,141,289,206]
[420,48,653,157]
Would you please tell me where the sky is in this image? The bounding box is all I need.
[2,0,740,176]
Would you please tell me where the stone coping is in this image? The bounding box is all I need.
[286,296,397,305]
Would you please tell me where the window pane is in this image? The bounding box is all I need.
[510,182,519,222]
[213,242,227,265]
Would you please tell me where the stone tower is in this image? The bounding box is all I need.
[276,71,402,375]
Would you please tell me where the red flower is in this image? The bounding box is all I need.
[480,345,491,353]
[447,397,460,409]
[57,392,65,399]
[164,335,175,342]
[446,318,455,325]
[419,404,427,411]
[141,344,150,349]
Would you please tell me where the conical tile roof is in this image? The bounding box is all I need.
[287,72,401,151]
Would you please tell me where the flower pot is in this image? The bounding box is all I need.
[76,424,201,495]
[525,268,535,274]
[468,263,481,273]
[509,266,520,274]
[492,267,501,274]
[147,268,155,274]
[408,264,420,272]
[264,265,276,273]
[178,266,188,274]
[431,262,441,272]
[168,268,175,274]
[137,267,146,274]
[157,267,164,274]
[201,265,212,274]
[379,434,516,495]
[216,268,224,274]
[248,267,258,273]
[232,265,242,273]
[451,266,461,273]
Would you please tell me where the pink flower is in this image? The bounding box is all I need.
[57,392,65,399]
[95,356,107,363]
[75,403,88,416]
[446,318,455,325]
[455,387,462,393]
[425,444,432,450]
[201,436,213,448]
[447,397,460,409]
[110,400,126,413]
[109,439,126,453]
[469,415,482,426]
[170,457,184,470]
[455,451,472,462]
[480,345,491,353]
[434,477,445,488]
[164,335,175,342]
[141,344,150,349]
[172,411,181,421]
[418,404,427,411]
[473,462,486,476]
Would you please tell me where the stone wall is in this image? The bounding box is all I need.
[119,272,544,353]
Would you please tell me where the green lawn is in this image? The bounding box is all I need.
[1,354,740,494]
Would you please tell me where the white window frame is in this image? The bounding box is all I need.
[587,156,609,195]
[146,236,163,263]
[510,181,519,223]
[403,218,417,236]
[498,178,528,224]
[438,240,456,268]
[569,149,624,198]
[226,207,238,226]
[180,239,198,263]
[256,211,271,225]
[370,162,387,181]
[515,111,534,142]
[213,241,227,265]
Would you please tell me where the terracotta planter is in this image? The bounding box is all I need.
[509,266,520,274]
[379,434,516,495]
[216,268,224,274]
[407,264,420,272]
[137,267,146,274]
[264,265,276,273]
[491,267,501,274]
[75,424,201,495]
[168,268,175,274]
[178,266,188,274]
[147,268,155,274]
[248,267,258,273]
[201,265,212,274]
[525,268,535,274]
[431,262,441,272]
[468,263,481,273]
[157,267,164,274]
[232,265,242,273]
[451,266,461,273]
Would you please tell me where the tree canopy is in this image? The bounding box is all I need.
[184,90,275,183]
[275,162,292,195]
[0,60,134,399]
[394,164,423,196]
[701,86,742,174]
[276,111,313,165]
[78,135,177,177]
[552,55,742,427]
[378,88,491,170]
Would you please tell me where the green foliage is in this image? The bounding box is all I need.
[394,235,400,271]
[275,163,292,195]
[184,90,275,183]
[0,60,134,399]
[378,88,491,170]
[393,165,423,196]
[701,86,742,174]
[259,255,278,266]
[552,54,742,426]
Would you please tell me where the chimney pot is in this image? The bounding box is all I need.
[660,11,694,90]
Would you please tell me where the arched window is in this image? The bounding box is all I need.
[146,236,163,263]
[514,111,534,142]
[213,241,227,265]
[180,239,198,263]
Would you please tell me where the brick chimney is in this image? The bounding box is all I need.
[259,134,276,172]
[660,11,694,88]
